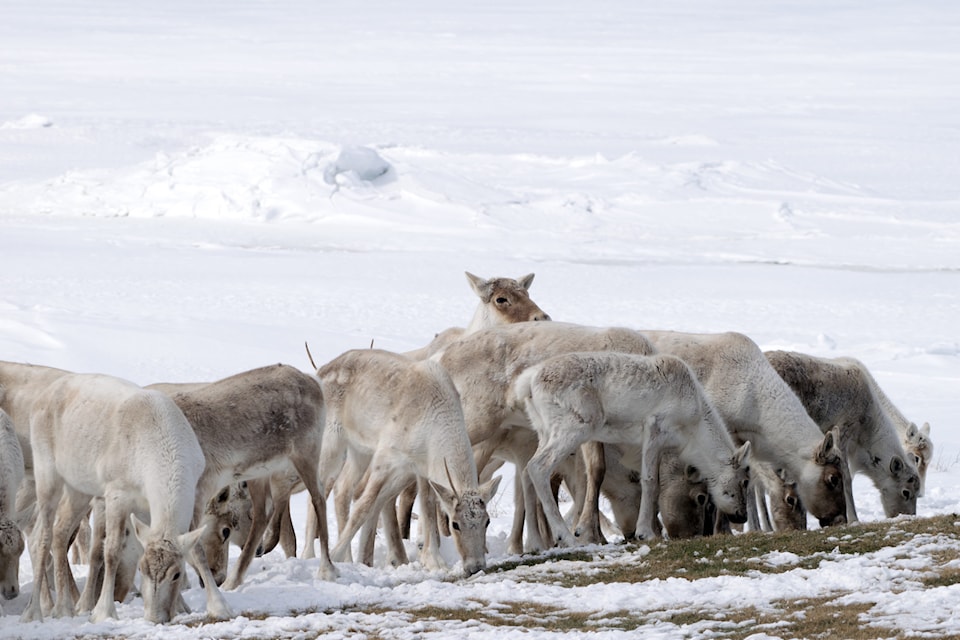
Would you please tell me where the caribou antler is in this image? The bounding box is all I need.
[443,458,459,494]
[305,341,317,370]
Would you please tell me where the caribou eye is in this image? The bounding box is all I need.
[172,571,181,582]
[221,527,231,542]
[495,297,508,304]
[452,522,460,531]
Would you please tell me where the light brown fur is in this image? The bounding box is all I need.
[163,364,337,589]
[314,349,500,575]
[436,321,657,550]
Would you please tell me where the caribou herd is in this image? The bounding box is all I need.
[0,272,933,624]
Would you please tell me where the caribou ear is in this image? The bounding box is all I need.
[917,427,932,456]
[890,455,905,476]
[685,465,702,483]
[479,475,502,504]
[517,273,535,290]
[905,422,919,441]
[816,426,841,463]
[465,272,492,301]
[428,480,457,511]
[130,514,152,546]
[733,441,751,467]
[178,525,207,554]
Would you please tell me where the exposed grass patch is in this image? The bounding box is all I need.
[498,513,960,588]
[922,565,960,589]
[488,549,595,574]
[386,514,958,637]
[388,601,639,632]
[764,597,878,640]
[222,514,960,639]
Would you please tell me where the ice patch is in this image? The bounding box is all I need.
[759,551,802,567]
[323,146,395,187]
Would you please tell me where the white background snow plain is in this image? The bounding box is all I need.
[1,1,959,638]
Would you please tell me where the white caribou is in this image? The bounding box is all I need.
[764,351,920,523]
[434,321,658,551]
[315,349,501,575]
[514,352,751,543]
[0,361,73,480]
[22,372,227,624]
[1,409,26,610]
[267,271,550,558]
[640,331,848,529]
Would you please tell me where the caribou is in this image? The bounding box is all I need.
[435,324,847,553]
[588,444,712,541]
[764,350,920,524]
[312,349,500,575]
[1,409,26,612]
[514,351,751,543]
[21,372,227,623]
[157,364,337,590]
[264,271,550,560]
[403,271,551,361]
[434,321,658,550]
[639,331,847,529]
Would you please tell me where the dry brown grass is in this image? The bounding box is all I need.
[375,513,960,639]
[220,513,959,639]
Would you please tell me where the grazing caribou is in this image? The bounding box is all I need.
[159,364,337,590]
[435,321,658,550]
[639,331,847,529]
[22,372,227,624]
[514,352,751,543]
[314,349,500,575]
[268,271,550,559]
[765,351,920,523]
[76,479,255,613]
[1,409,26,612]
[870,380,934,497]
[598,444,711,540]
[749,461,807,531]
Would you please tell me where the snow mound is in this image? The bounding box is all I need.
[1,113,53,129]
[323,146,395,187]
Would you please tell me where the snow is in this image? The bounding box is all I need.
[1,0,959,637]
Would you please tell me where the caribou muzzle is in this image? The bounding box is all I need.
[818,513,847,527]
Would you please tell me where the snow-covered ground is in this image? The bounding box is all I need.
[1,1,959,637]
